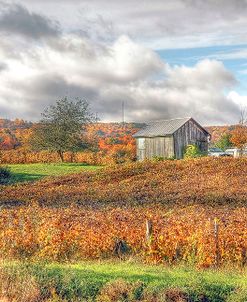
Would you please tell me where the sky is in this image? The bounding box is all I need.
[1,0,247,125]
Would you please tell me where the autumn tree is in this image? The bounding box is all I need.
[231,106,247,156]
[30,97,94,162]
[231,125,247,156]
[0,136,2,163]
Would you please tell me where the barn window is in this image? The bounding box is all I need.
[138,138,146,149]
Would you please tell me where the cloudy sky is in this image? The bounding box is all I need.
[1,0,247,125]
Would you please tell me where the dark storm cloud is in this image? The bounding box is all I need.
[11,74,100,119]
[12,0,247,47]
[26,75,97,98]
[0,2,60,39]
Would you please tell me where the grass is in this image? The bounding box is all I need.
[1,260,247,301]
[5,163,102,183]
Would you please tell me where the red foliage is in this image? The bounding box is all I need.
[206,125,236,143]
[230,125,247,151]
[0,121,143,164]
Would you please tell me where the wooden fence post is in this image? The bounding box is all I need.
[241,247,247,267]
[214,218,220,268]
[146,219,153,245]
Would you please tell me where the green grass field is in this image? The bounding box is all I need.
[2,261,247,301]
[5,163,102,183]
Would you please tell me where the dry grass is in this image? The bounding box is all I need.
[1,157,247,208]
[0,267,40,302]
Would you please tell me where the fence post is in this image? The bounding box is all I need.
[146,219,153,245]
[214,218,220,268]
[242,247,247,266]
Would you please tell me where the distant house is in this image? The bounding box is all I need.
[133,117,210,160]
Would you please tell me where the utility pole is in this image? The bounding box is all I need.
[122,101,125,126]
[95,112,99,123]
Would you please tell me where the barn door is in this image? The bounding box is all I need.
[137,138,146,160]
[196,140,208,153]
[139,150,145,161]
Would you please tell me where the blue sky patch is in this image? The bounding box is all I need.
[157,45,247,94]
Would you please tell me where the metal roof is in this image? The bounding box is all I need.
[133,117,197,137]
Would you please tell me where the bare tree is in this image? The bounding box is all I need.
[239,105,247,125]
[231,105,247,157]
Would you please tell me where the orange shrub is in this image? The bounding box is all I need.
[0,205,246,267]
[0,158,247,267]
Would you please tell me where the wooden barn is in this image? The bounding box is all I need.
[133,117,210,160]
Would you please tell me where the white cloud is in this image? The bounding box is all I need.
[166,60,235,90]
[227,91,247,107]
[0,1,245,125]
[206,48,247,61]
[98,59,239,124]
[0,31,165,119]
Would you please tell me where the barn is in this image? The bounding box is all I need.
[133,117,210,160]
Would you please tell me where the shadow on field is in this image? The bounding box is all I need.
[11,172,46,183]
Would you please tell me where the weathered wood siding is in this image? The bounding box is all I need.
[136,136,174,160]
[173,120,208,159]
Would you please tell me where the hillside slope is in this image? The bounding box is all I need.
[1,157,247,208]
[0,118,237,152]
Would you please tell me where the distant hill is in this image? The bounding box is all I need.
[0,119,145,150]
[0,118,240,150]
[0,118,32,130]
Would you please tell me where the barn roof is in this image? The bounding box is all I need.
[133,117,209,137]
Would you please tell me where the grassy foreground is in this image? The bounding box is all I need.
[6,163,102,182]
[1,261,247,301]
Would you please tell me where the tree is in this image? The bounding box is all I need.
[184,144,203,159]
[0,136,3,164]
[231,125,247,156]
[214,133,233,151]
[230,106,247,157]
[30,97,94,162]
[239,106,247,125]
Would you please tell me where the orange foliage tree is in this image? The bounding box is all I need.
[0,119,143,164]
[231,125,247,155]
